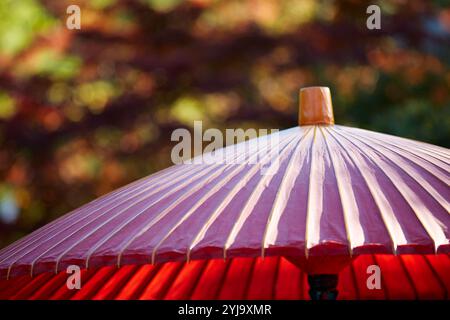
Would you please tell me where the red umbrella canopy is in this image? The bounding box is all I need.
[0,87,448,297]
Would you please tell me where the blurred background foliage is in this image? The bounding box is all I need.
[0,0,449,247]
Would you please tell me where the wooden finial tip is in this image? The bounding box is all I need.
[299,86,334,126]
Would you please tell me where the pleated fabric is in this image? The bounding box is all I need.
[0,125,448,279]
[0,255,448,300]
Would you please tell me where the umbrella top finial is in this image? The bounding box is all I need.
[299,86,335,126]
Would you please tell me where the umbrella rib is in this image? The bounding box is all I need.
[92,264,139,300]
[152,131,298,263]
[213,259,233,300]
[6,167,199,278]
[26,163,215,276]
[10,272,51,300]
[16,166,174,256]
[117,264,162,300]
[260,127,314,257]
[0,162,193,268]
[0,163,186,258]
[0,165,183,266]
[30,270,67,300]
[156,262,186,300]
[304,125,318,258]
[396,144,450,167]
[243,258,258,299]
[342,129,449,246]
[397,256,419,299]
[343,128,450,213]
[349,258,360,299]
[153,164,261,263]
[271,257,282,299]
[331,127,446,253]
[345,126,450,166]
[66,268,107,300]
[221,132,303,259]
[372,254,390,299]
[365,135,450,184]
[65,163,225,271]
[423,255,448,298]
[345,126,450,157]
[338,126,450,176]
[303,126,350,256]
[83,165,229,269]
[187,129,308,261]
[319,126,356,255]
[117,130,291,266]
[326,127,402,254]
[190,127,289,165]
[184,260,209,300]
[398,139,450,158]
[341,127,450,175]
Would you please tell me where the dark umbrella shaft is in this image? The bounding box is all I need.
[308,274,339,300]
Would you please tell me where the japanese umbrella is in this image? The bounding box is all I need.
[0,87,449,300]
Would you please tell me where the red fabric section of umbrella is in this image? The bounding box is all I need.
[0,254,448,300]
